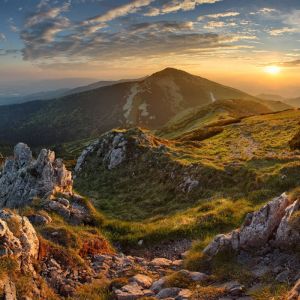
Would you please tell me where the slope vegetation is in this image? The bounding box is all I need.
[0,68,289,147]
[74,109,300,248]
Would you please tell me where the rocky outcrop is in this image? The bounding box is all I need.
[0,143,73,208]
[45,195,92,225]
[275,199,300,248]
[203,193,292,256]
[75,128,167,173]
[0,210,39,273]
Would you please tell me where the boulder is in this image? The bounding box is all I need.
[204,193,290,256]
[0,143,73,208]
[151,278,166,293]
[131,274,153,288]
[151,258,172,267]
[156,287,181,299]
[27,213,52,226]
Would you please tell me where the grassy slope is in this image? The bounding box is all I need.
[74,109,300,248]
[156,99,287,139]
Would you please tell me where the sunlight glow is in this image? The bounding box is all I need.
[264,65,281,75]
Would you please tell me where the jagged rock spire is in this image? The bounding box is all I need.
[0,143,73,208]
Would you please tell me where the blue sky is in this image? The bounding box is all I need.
[0,0,300,96]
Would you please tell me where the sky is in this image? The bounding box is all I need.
[0,0,300,97]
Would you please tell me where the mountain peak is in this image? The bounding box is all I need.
[151,67,192,77]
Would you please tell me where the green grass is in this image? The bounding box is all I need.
[72,109,300,249]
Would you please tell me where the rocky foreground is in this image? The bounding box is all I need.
[0,142,299,299]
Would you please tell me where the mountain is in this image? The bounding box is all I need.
[0,68,290,147]
[284,97,300,108]
[257,93,286,101]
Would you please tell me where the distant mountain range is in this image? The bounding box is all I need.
[258,93,300,108]
[0,68,292,147]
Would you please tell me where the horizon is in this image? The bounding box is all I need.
[1,0,300,98]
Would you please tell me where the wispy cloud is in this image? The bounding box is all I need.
[198,11,239,21]
[83,0,154,24]
[269,27,296,36]
[204,21,236,29]
[144,0,222,16]
[279,59,300,67]
[250,7,277,15]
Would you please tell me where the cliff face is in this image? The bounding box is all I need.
[0,143,73,208]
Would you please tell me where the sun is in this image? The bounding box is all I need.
[264,65,281,75]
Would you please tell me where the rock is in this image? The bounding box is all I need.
[180,177,199,193]
[177,269,208,282]
[175,289,192,300]
[75,140,100,173]
[27,213,52,225]
[157,287,181,299]
[275,270,290,283]
[131,274,153,288]
[47,200,70,218]
[57,198,70,207]
[172,260,183,267]
[204,193,290,256]
[151,278,166,293]
[151,258,172,267]
[4,279,17,300]
[0,210,39,273]
[288,279,300,300]
[222,281,245,296]
[115,282,145,300]
[0,143,73,208]
[275,199,300,248]
[189,271,208,282]
[75,128,167,174]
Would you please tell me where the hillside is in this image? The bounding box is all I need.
[0,68,289,148]
[284,97,300,108]
[74,109,300,227]
[157,98,275,139]
[0,109,300,299]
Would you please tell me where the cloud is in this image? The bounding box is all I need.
[204,21,236,29]
[198,11,239,21]
[269,27,296,36]
[0,33,6,41]
[26,1,71,27]
[129,21,194,33]
[19,0,255,68]
[0,49,20,56]
[250,7,277,15]
[84,0,154,24]
[144,0,222,16]
[284,10,300,28]
[279,60,300,67]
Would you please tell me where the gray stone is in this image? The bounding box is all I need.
[0,143,73,208]
[204,193,290,256]
[27,213,52,225]
[151,278,166,293]
[276,270,290,283]
[157,288,181,299]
